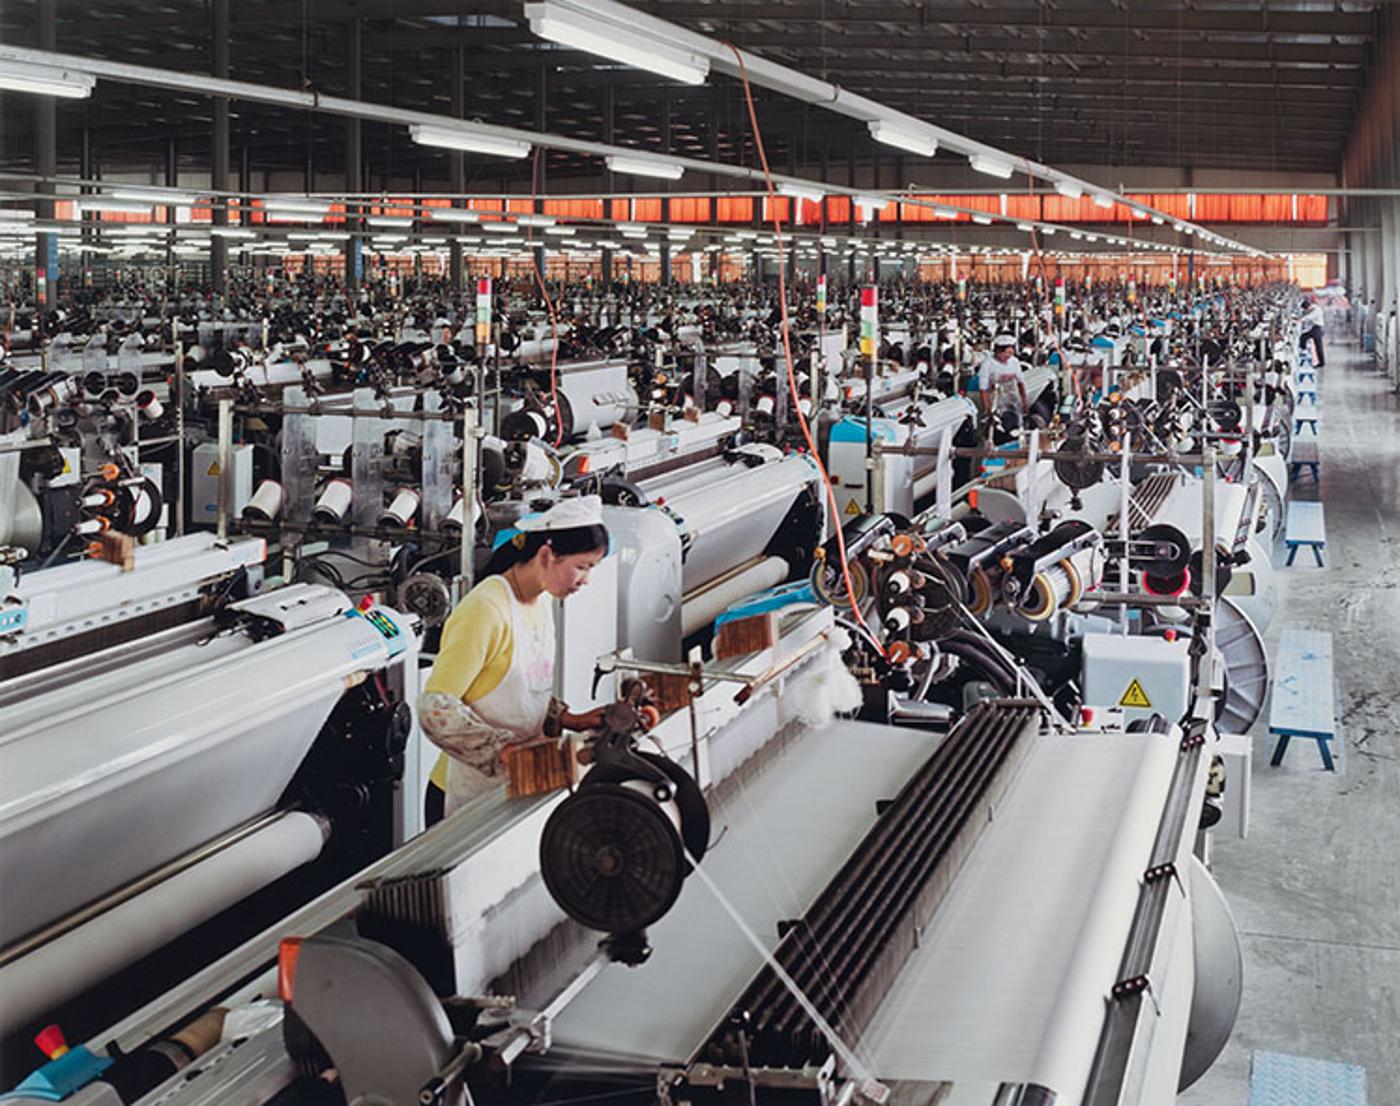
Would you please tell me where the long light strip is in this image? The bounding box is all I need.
[408,124,532,159]
[606,155,684,180]
[777,181,825,203]
[111,187,199,205]
[524,1,709,85]
[78,199,155,215]
[969,155,1014,180]
[0,60,94,98]
[262,196,331,216]
[867,120,938,158]
[430,209,482,224]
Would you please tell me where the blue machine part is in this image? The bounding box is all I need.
[347,606,409,659]
[0,1047,113,1102]
[715,580,819,626]
[0,605,26,634]
[829,416,900,446]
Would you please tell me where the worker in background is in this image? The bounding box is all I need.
[1299,298,1326,369]
[419,496,609,822]
[976,333,1030,427]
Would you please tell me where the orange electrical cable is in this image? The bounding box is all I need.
[725,43,883,653]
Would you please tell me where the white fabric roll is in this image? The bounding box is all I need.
[0,812,327,1039]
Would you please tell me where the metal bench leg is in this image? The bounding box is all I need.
[1287,544,1300,566]
[1317,737,1335,772]
[1313,543,1326,567]
[1271,734,1292,766]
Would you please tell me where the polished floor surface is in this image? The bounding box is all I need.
[1179,333,1400,1105]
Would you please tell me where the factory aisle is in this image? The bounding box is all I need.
[1179,335,1400,1105]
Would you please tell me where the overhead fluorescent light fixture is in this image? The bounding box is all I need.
[369,215,414,228]
[544,225,576,236]
[0,60,95,99]
[968,154,1013,180]
[262,196,331,217]
[516,214,556,227]
[970,213,993,225]
[777,182,825,203]
[431,208,482,224]
[867,120,937,158]
[112,187,198,205]
[525,2,710,84]
[483,222,519,234]
[0,209,36,221]
[78,199,156,215]
[1055,181,1084,200]
[409,124,531,159]
[606,155,684,180]
[1015,222,1034,232]
[1151,215,1165,225]
[1092,193,1114,210]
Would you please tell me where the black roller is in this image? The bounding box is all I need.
[1137,522,1192,576]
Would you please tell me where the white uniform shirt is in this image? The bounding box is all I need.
[1301,304,1324,331]
[977,351,1026,407]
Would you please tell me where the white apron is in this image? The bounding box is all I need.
[444,579,556,814]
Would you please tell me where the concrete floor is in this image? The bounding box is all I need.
[1178,334,1400,1105]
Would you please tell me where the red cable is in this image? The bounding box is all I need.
[725,44,882,653]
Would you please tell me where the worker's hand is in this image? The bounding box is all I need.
[561,705,608,732]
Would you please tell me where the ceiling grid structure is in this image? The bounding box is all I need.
[0,0,1381,185]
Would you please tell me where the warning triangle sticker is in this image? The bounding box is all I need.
[206,461,220,476]
[844,498,862,517]
[1119,678,1152,709]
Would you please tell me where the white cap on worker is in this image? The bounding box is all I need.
[993,333,1017,349]
[517,494,604,532]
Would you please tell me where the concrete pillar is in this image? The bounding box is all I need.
[344,19,363,290]
[210,0,230,292]
[33,0,57,316]
[447,44,465,294]
[1382,202,1397,318]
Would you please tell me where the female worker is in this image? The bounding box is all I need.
[419,495,609,822]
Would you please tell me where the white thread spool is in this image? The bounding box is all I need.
[135,389,164,421]
[312,478,353,523]
[379,487,421,528]
[243,479,284,522]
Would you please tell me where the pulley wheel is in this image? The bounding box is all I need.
[539,783,687,934]
[810,556,869,611]
[397,572,453,628]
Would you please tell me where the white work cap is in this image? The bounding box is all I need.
[993,333,1017,349]
[517,494,604,532]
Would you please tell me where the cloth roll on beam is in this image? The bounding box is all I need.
[0,811,328,1040]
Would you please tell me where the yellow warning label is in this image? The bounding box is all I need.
[206,461,220,476]
[1119,678,1152,709]
[61,457,72,474]
[844,498,862,517]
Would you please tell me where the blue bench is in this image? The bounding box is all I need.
[1293,377,1318,403]
[1269,629,1337,770]
[1284,500,1326,566]
[1288,439,1319,483]
[1293,409,1320,435]
[1295,366,1317,385]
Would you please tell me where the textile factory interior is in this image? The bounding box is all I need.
[0,1,1397,1104]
